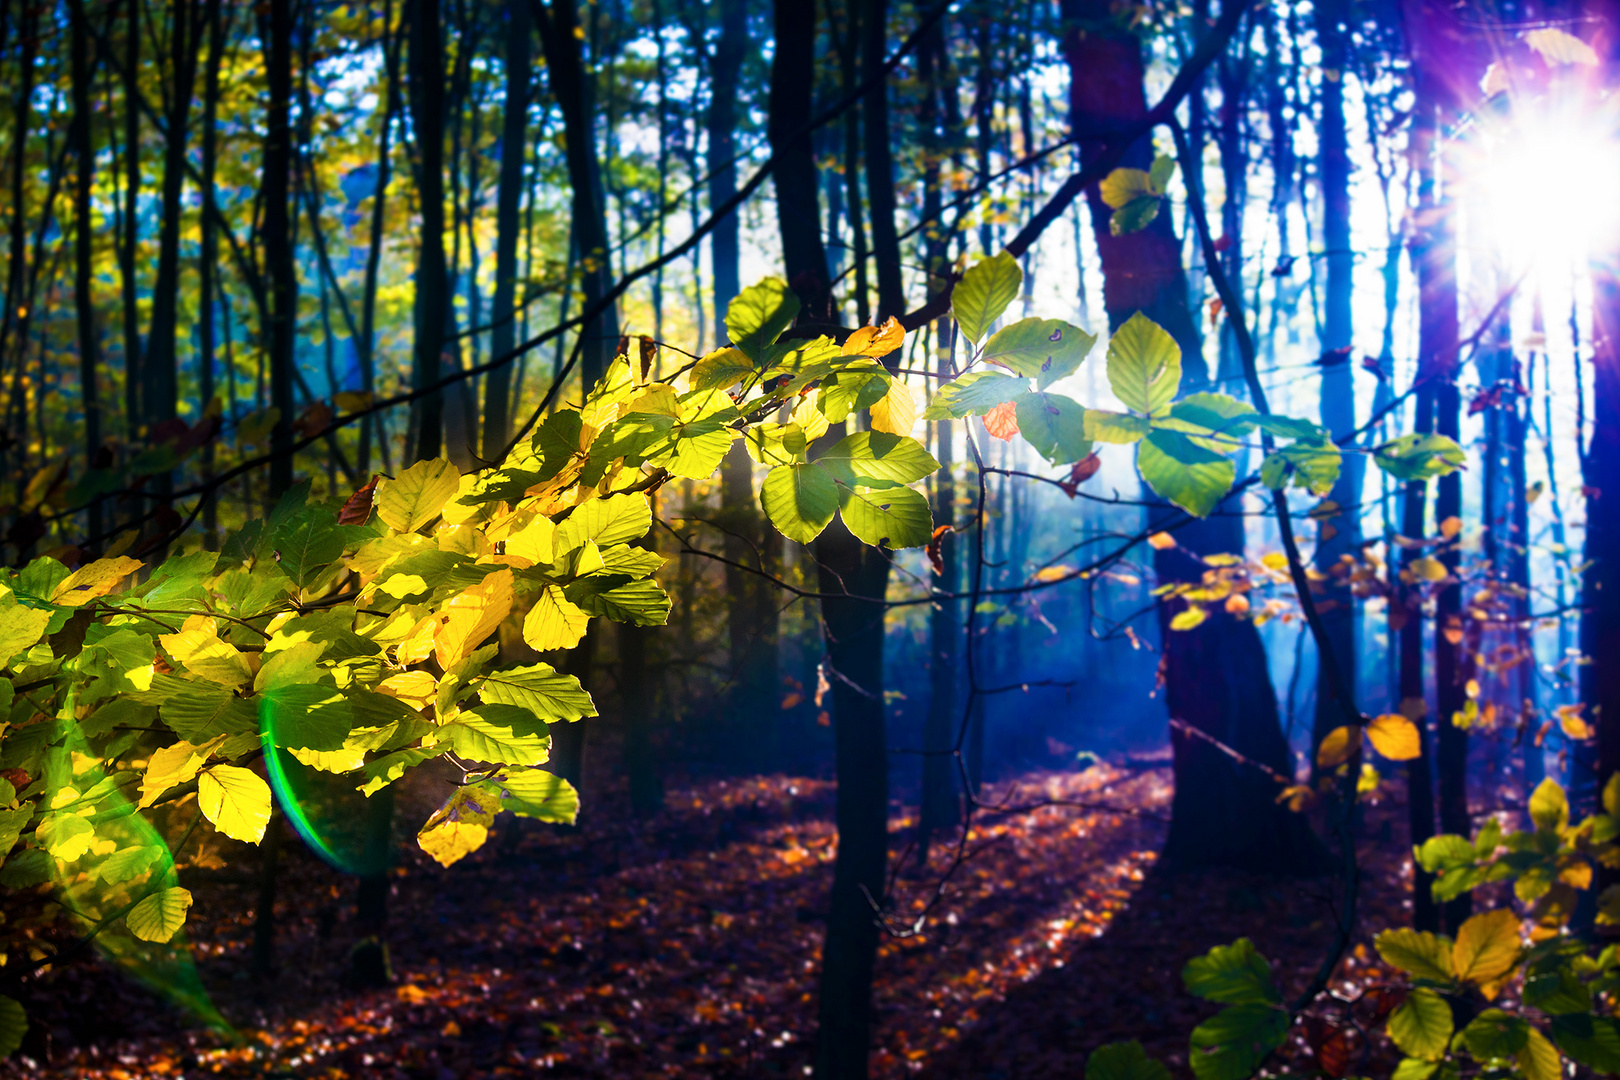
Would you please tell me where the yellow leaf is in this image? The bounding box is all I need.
[1558,703,1592,740]
[1276,784,1315,812]
[1526,27,1599,66]
[1517,1025,1562,1080]
[0,603,51,662]
[522,585,591,652]
[1032,566,1071,583]
[396,613,440,665]
[1169,606,1207,631]
[1410,556,1448,582]
[869,380,919,435]
[1100,167,1155,209]
[138,736,226,809]
[434,569,514,669]
[503,513,557,565]
[378,670,437,709]
[126,886,193,943]
[1316,725,1358,769]
[417,787,498,868]
[1147,532,1176,550]
[160,624,253,687]
[51,556,143,606]
[1367,714,1422,761]
[842,317,905,359]
[197,765,271,844]
[376,457,462,533]
[1452,908,1521,986]
[1260,551,1289,572]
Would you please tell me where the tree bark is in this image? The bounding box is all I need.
[1061,0,1325,874]
[708,0,747,339]
[1310,0,1361,758]
[769,0,832,321]
[144,0,201,441]
[482,0,533,457]
[861,0,903,319]
[263,0,297,497]
[360,1,402,475]
[534,0,619,391]
[198,0,225,545]
[406,0,450,462]
[70,0,102,542]
[120,0,141,441]
[918,321,959,862]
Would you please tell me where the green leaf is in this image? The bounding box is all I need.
[554,492,652,554]
[1523,968,1591,1015]
[1529,777,1568,832]
[376,458,461,532]
[1550,1014,1620,1072]
[359,747,444,796]
[0,807,29,863]
[1392,1058,1439,1080]
[761,463,840,544]
[1374,433,1467,481]
[1100,167,1156,209]
[260,685,354,752]
[1111,196,1162,235]
[1166,393,1260,438]
[126,886,193,943]
[1107,312,1182,416]
[1260,440,1342,496]
[981,318,1097,388]
[689,347,757,391]
[838,485,933,549]
[0,995,26,1058]
[1188,1004,1288,1080]
[1149,154,1177,192]
[1084,409,1151,444]
[817,366,891,424]
[1389,988,1455,1061]
[952,251,1022,345]
[1015,391,1093,465]
[0,602,51,664]
[1257,414,1325,439]
[817,431,940,487]
[1462,1009,1530,1062]
[99,844,165,885]
[161,683,259,742]
[563,575,671,626]
[726,277,799,363]
[1375,928,1455,983]
[476,663,597,723]
[1182,938,1280,1005]
[1087,1041,1169,1080]
[492,769,580,824]
[1416,833,1477,873]
[444,718,552,765]
[1519,1025,1562,1080]
[923,371,1028,420]
[1138,430,1236,518]
[268,505,347,587]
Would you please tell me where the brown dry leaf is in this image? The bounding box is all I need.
[983,401,1020,441]
[1315,725,1358,769]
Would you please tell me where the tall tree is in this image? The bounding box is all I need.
[120,0,141,439]
[769,0,833,320]
[263,0,297,497]
[1311,0,1361,757]
[1060,0,1325,873]
[918,322,960,862]
[708,0,747,339]
[481,0,534,458]
[407,0,450,462]
[144,0,202,441]
[535,0,619,391]
[70,0,102,543]
[197,0,226,545]
[862,0,903,318]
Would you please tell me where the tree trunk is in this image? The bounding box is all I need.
[769,0,832,321]
[70,0,102,543]
[534,0,619,390]
[120,0,141,442]
[1061,0,1325,874]
[263,0,297,497]
[621,495,662,816]
[360,0,401,476]
[1311,0,1360,756]
[481,0,533,458]
[861,0,903,319]
[406,0,449,462]
[144,0,201,443]
[812,515,890,1080]
[708,0,746,338]
[198,0,225,546]
[919,320,959,862]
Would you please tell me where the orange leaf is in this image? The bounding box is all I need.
[842,317,905,359]
[983,401,1019,440]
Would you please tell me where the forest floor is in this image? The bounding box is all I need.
[0,761,1419,1079]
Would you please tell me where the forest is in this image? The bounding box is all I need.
[0,0,1614,1076]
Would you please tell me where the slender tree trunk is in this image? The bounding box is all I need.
[482,0,532,457]
[708,0,746,338]
[534,0,619,390]
[769,0,832,321]
[360,1,401,475]
[621,496,662,815]
[121,0,141,441]
[263,0,297,497]
[198,0,225,546]
[1311,0,1360,756]
[144,0,201,443]
[834,1,870,326]
[918,321,959,862]
[407,0,449,461]
[70,0,103,543]
[4,5,37,499]
[1399,386,1439,931]
[1060,0,1325,874]
[861,0,903,318]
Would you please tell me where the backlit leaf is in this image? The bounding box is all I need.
[197,765,272,844]
[1452,909,1521,986]
[377,458,461,533]
[1367,714,1422,761]
[1107,312,1182,416]
[126,886,193,943]
[1389,988,1454,1061]
[952,252,1022,346]
[761,463,840,544]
